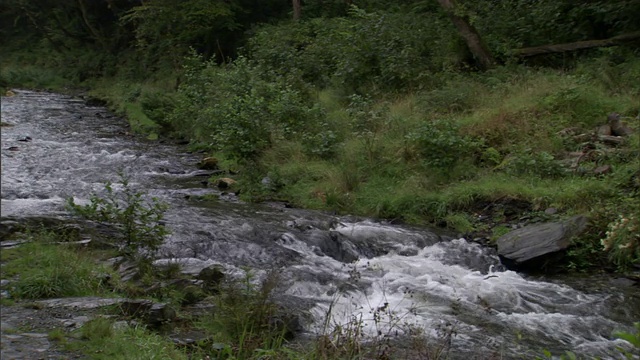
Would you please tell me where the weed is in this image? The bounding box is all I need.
[67,173,169,261]
[48,328,67,343]
[68,319,188,359]
[4,230,115,299]
[195,270,292,359]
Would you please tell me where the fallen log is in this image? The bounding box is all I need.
[513,31,640,57]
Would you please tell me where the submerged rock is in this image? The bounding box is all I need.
[497,215,588,271]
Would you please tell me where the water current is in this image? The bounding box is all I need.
[1,90,638,359]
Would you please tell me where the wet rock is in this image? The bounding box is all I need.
[215,177,236,189]
[158,166,186,175]
[0,220,21,240]
[120,300,176,328]
[0,240,29,249]
[304,230,359,263]
[182,301,216,317]
[84,97,107,107]
[36,296,127,309]
[593,165,612,175]
[196,265,225,292]
[17,135,32,142]
[115,259,140,282]
[596,124,612,136]
[154,258,220,276]
[149,303,177,327]
[331,222,439,258]
[497,215,588,270]
[7,146,19,151]
[169,330,212,347]
[62,316,91,329]
[608,113,634,137]
[197,157,219,170]
[5,90,15,97]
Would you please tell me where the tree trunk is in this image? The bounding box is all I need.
[436,0,495,70]
[77,0,110,52]
[292,0,301,21]
[513,32,640,57]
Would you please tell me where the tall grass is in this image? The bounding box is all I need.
[1,230,117,299]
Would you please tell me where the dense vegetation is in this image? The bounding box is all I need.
[1,0,639,273]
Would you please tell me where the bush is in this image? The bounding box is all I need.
[502,150,566,179]
[601,212,640,271]
[139,90,177,133]
[171,55,326,160]
[408,120,482,169]
[67,175,169,260]
[245,7,459,93]
[196,271,290,359]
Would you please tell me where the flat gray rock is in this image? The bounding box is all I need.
[497,215,588,265]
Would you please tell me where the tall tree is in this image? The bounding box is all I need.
[292,0,301,21]
[436,0,494,70]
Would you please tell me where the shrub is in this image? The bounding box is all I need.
[139,90,177,133]
[245,7,459,93]
[67,174,169,260]
[196,271,290,359]
[601,213,640,271]
[502,150,566,179]
[171,55,326,160]
[408,120,482,169]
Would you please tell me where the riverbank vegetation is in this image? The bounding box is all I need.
[1,1,639,273]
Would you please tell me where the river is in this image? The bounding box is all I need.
[1,90,638,359]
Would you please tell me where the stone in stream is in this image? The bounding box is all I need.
[215,177,237,189]
[197,157,219,170]
[497,215,588,271]
[196,265,225,292]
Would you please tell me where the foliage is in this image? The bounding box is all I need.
[502,150,566,179]
[245,7,459,93]
[195,271,291,359]
[408,120,482,169]
[614,322,640,348]
[171,54,326,160]
[2,230,114,299]
[139,90,177,133]
[464,0,640,55]
[68,319,188,360]
[601,210,640,271]
[66,175,169,260]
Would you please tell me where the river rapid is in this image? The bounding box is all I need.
[1,90,638,359]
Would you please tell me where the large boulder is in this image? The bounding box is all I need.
[497,215,588,270]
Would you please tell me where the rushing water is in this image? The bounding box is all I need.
[1,90,638,359]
